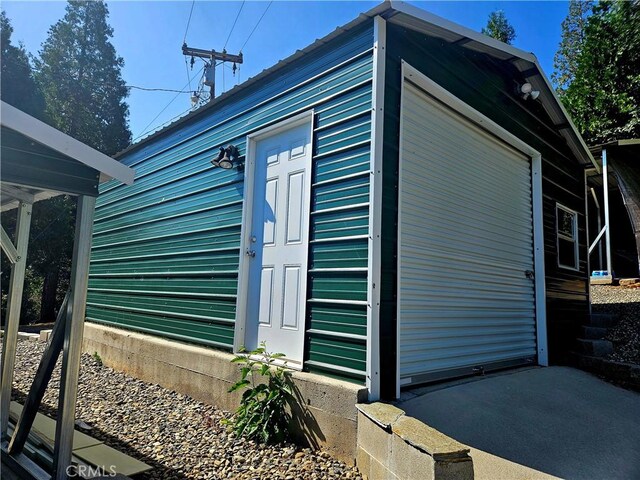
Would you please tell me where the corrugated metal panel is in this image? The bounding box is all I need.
[87,23,373,383]
[398,81,536,385]
[1,126,99,196]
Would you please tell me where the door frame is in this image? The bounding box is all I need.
[396,61,548,396]
[234,110,315,359]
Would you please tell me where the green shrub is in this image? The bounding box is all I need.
[227,342,291,444]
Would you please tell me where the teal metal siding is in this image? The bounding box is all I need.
[87,23,374,383]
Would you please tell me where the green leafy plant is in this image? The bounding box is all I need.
[92,351,103,366]
[226,342,292,444]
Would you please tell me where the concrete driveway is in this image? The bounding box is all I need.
[398,367,640,480]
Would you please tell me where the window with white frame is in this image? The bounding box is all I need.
[556,203,579,270]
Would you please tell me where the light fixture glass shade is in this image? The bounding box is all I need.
[520,82,533,94]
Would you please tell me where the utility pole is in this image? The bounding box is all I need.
[182,44,243,101]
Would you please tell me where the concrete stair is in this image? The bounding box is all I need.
[573,312,619,364]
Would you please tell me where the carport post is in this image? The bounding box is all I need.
[52,195,95,479]
[0,201,33,441]
[603,149,612,276]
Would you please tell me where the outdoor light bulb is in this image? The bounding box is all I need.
[530,90,540,100]
[520,83,533,94]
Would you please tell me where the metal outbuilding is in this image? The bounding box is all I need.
[0,101,134,478]
[84,1,596,400]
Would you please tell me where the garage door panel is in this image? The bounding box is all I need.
[399,81,536,385]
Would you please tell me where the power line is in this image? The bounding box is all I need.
[240,1,273,53]
[183,0,196,91]
[127,85,190,93]
[224,0,245,50]
[133,65,204,142]
[183,0,196,44]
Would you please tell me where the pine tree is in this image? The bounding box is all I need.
[35,0,131,155]
[0,11,45,117]
[552,0,594,95]
[481,10,516,45]
[563,0,640,144]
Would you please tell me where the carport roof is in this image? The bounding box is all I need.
[1,101,134,211]
[117,1,595,170]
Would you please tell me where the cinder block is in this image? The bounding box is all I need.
[39,329,52,342]
[370,454,397,480]
[434,458,474,480]
[356,446,371,480]
[357,411,393,466]
[390,432,435,480]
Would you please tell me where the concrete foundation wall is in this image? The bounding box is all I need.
[82,323,368,464]
[356,403,474,480]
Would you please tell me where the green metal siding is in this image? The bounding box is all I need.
[87,23,374,383]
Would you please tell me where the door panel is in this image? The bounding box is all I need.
[246,121,312,366]
[399,81,536,385]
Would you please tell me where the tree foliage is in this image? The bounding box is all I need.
[0,11,45,117]
[481,10,516,45]
[34,0,131,155]
[562,0,640,144]
[1,2,132,324]
[552,0,594,94]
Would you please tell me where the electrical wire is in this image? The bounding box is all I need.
[182,0,196,92]
[182,0,196,44]
[224,0,245,50]
[240,1,273,53]
[127,85,190,93]
[133,65,204,142]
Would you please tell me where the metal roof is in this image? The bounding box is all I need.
[117,1,595,169]
[1,101,135,211]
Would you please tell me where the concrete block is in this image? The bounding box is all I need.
[39,329,52,342]
[356,402,404,429]
[392,415,469,461]
[390,431,435,480]
[433,458,474,480]
[370,455,397,480]
[588,313,619,328]
[356,447,371,480]
[82,323,361,465]
[580,326,607,340]
[590,275,613,285]
[357,411,393,467]
[17,332,39,341]
[576,339,613,357]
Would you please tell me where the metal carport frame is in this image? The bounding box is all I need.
[0,101,134,479]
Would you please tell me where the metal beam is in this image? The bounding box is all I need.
[0,226,18,265]
[52,195,95,479]
[8,293,69,455]
[0,202,33,441]
[1,185,35,205]
[603,149,613,275]
[590,187,604,269]
[589,226,607,255]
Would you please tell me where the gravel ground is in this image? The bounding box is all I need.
[591,285,640,365]
[4,339,362,480]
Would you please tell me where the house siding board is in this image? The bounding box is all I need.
[87,23,373,382]
[380,25,588,396]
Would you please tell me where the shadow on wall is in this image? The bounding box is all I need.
[286,376,326,449]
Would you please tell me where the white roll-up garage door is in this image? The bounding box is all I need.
[399,80,537,386]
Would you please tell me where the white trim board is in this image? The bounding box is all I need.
[396,62,548,397]
[365,15,386,401]
[1,101,134,185]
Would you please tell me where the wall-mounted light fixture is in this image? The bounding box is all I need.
[520,82,540,101]
[211,144,240,169]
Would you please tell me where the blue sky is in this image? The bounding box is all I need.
[2,1,571,142]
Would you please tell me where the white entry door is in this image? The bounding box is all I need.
[245,120,312,367]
